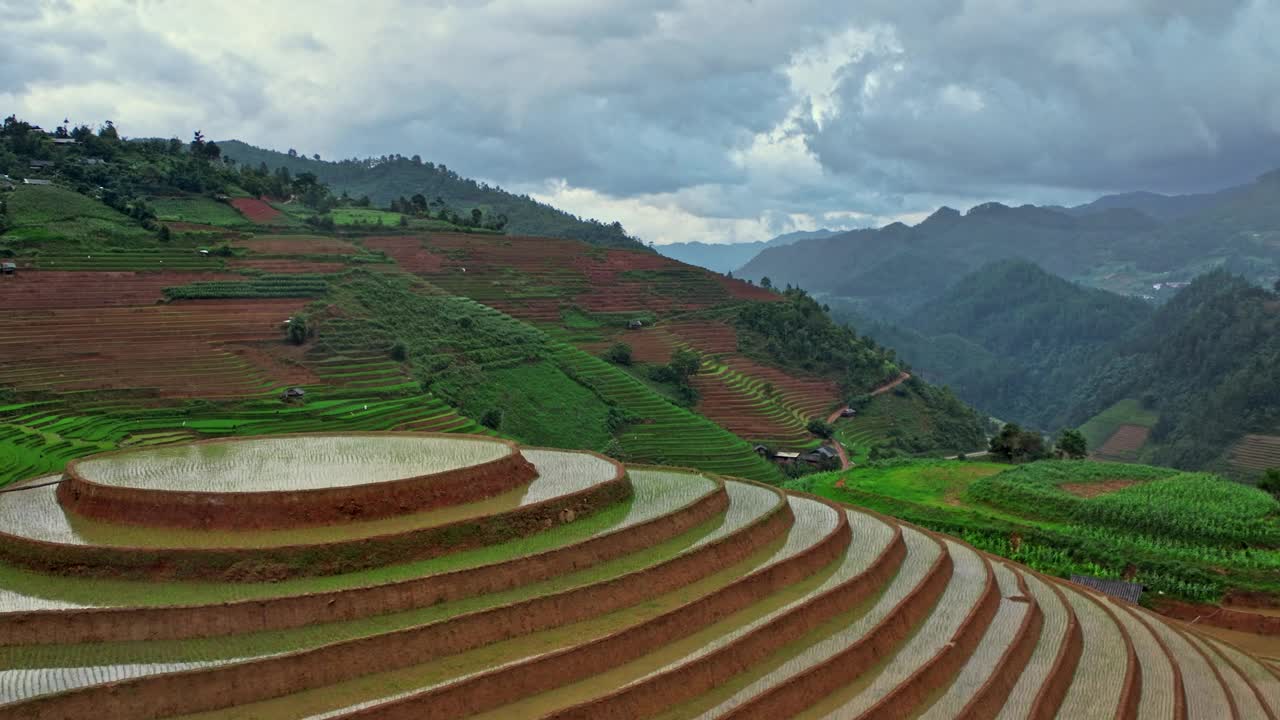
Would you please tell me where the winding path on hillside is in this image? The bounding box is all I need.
[824,372,912,470]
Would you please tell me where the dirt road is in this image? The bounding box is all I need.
[823,373,912,471]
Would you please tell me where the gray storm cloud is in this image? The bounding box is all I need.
[1,0,1277,242]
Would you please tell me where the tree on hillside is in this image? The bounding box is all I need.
[1260,468,1280,498]
[760,276,773,289]
[603,342,632,365]
[1056,428,1088,459]
[807,419,834,439]
[989,423,1048,463]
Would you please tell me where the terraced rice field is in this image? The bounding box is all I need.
[1094,424,1152,462]
[0,300,311,396]
[392,233,765,322]
[1230,433,1280,473]
[0,270,239,309]
[1,434,1273,720]
[229,197,283,224]
[74,434,509,492]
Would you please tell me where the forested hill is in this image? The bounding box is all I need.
[217,140,645,250]
[737,170,1280,314]
[840,261,1280,476]
[1063,270,1280,472]
[835,260,1152,430]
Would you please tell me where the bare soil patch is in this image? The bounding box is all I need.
[1092,424,1150,461]
[1060,480,1138,498]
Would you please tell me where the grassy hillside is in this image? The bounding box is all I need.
[0,117,989,488]
[790,458,1280,603]
[218,140,646,250]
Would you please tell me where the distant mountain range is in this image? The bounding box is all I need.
[655,229,839,273]
[738,170,1280,317]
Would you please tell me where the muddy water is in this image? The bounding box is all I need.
[75,435,509,492]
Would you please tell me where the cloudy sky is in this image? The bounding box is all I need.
[4,1,1279,244]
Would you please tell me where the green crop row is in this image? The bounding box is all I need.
[163,274,331,299]
[965,461,1278,547]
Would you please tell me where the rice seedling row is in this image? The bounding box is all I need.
[813,538,991,719]
[1193,632,1280,715]
[918,561,1030,719]
[1183,630,1266,719]
[1101,598,1178,720]
[1129,607,1233,720]
[687,526,945,719]
[1055,588,1133,719]
[989,573,1072,720]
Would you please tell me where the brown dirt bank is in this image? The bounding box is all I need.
[0,464,629,583]
[4,484,792,720]
[59,432,535,531]
[0,478,728,646]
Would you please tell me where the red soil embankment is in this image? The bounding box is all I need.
[0,460,628,582]
[1153,599,1280,636]
[351,492,848,720]
[722,531,955,719]
[6,485,791,720]
[59,433,536,531]
[229,197,282,223]
[0,477,729,646]
[549,504,904,720]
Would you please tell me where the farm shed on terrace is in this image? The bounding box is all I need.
[281,387,307,401]
[2,262,16,275]
[803,446,840,464]
[1070,575,1144,604]
[774,451,801,463]
[28,160,54,171]
[22,179,52,186]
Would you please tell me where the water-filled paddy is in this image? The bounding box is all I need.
[0,449,614,550]
[73,435,510,492]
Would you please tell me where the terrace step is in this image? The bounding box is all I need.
[662,524,950,718]
[279,495,850,720]
[1097,596,1181,720]
[803,537,996,719]
[0,480,790,718]
[1184,630,1268,719]
[513,507,902,719]
[1054,584,1139,720]
[1189,630,1280,717]
[1129,604,1235,720]
[917,560,1040,719]
[0,468,725,642]
[0,448,626,581]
